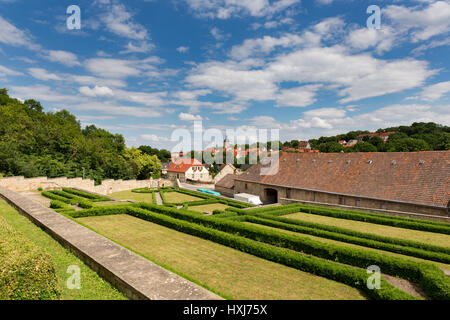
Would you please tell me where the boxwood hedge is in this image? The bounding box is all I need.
[0,216,60,300]
[243,212,450,255]
[62,188,111,202]
[123,207,416,300]
[243,215,450,264]
[295,205,450,235]
[134,203,450,300]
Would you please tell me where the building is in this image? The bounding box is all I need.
[215,174,237,197]
[231,151,450,221]
[357,132,395,142]
[298,141,311,150]
[214,164,240,184]
[167,158,212,183]
[161,162,172,177]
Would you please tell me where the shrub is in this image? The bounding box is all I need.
[244,212,450,255]
[62,188,111,202]
[37,187,43,192]
[135,203,450,300]
[123,207,415,300]
[0,216,60,300]
[243,215,450,263]
[131,188,154,193]
[296,205,450,235]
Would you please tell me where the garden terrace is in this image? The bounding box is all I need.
[67,202,450,300]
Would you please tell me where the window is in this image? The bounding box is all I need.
[339,196,345,205]
[286,188,292,199]
[245,183,248,190]
[355,200,361,207]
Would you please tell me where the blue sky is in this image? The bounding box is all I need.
[0,0,449,151]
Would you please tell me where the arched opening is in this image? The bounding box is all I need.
[265,188,278,204]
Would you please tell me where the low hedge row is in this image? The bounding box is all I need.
[243,215,450,264]
[69,205,131,218]
[0,216,60,300]
[62,188,111,202]
[42,191,94,209]
[295,205,450,235]
[212,211,240,219]
[131,188,154,193]
[244,212,450,256]
[295,204,450,228]
[135,203,450,300]
[119,206,415,300]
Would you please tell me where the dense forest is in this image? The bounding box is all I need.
[282,122,450,153]
[0,89,165,183]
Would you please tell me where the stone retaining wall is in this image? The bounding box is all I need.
[0,176,155,195]
[0,186,221,300]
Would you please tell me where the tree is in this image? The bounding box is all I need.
[319,142,344,153]
[124,147,162,180]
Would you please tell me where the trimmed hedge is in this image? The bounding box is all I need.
[69,205,131,218]
[0,216,60,300]
[62,188,111,202]
[244,212,450,256]
[243,215,450,264]
[131,188,154,193]
[295,205,450,235]
[120,206,416,300]
[42,191,94,209]
[135,203,450,300]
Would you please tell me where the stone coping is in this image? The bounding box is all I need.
[0,186,222,300]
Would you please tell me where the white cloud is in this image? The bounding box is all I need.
[101,3,149,40]
[384,1,450,42]
[79,85,114,97]
[179,112,203,121]
[177,46,190,53]
[184,0,301,19]
[0,15,38,50]
[85,58,142,78]
[28,68,61,81]
[141,134,169,142]
[276,85,322,107]
[43,50,81,67]
[419,81,450,101]
[0,65,23,77]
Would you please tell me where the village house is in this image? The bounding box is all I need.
[222,151,450,221]
[166,158,212,183]
[214,163,240,184]
[357,132,395,142]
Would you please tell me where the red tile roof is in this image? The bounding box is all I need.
[236,151,450,207]
[167,158,204,173]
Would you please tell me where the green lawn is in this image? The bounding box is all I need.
[0,199,127,300]
[284,212,450,248]
[110,190,155,202]
[245,222,450,271]
[189,203,230,213]
[77,214,366,300]
[163,191,202,203]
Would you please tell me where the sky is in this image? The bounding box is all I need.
[0,0,449,152]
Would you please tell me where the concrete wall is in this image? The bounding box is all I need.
[0,176,155,195]
[215,186,235,198]
[214,165,236,184]
[235,180,450,222]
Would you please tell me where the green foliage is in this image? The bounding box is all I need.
[61,188,111,202]
[74,204,415,300]
[295,205,450,235]
[311,122,449,153]
[244,215,450,263]
[0,89,163,182]
[0,216,60,300]
[135,203,450,300]
[41,190,94,209]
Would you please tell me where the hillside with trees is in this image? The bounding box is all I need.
[0,89,162,183]
[286,123,450,153]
